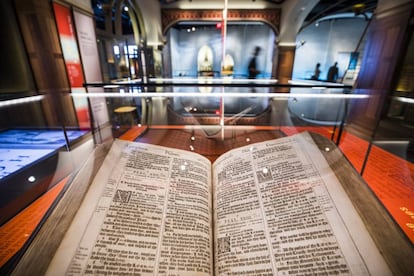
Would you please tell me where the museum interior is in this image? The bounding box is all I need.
[0,0,413,274]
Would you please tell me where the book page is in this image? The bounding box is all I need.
[213,132,392,275]
[46,139,213,275]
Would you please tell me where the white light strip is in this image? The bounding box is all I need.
[393,96,414,104]
[318,12,372,22]
[103,85,121,88]
[176,2,267,9]
[111,78,142,84]
[289,79,345,87]
[180,125,277,130]
[146,42,164,46]
[149,77,278,84]
[71,92,369,99]
[278,43,297,47]
[374,140,410,145]
[0,95,45,108]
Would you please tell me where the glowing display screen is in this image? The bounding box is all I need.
[0,129,88,180]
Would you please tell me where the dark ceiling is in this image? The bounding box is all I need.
[305,0,378,23]
[92,0,379,35]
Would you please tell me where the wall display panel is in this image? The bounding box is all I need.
[53,3,90,128]
[73,10,109,128]
[63,0,93,13]
[13,0,78,127]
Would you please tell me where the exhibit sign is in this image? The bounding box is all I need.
[73,10,109,128]
[53,3,90,129]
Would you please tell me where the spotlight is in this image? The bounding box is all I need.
[352,3,365,15]
[353,3,369,20]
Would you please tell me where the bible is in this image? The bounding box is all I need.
[44,131,392,275]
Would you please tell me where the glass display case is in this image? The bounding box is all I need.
[1,79,413,274]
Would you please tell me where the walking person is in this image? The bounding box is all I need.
[327,62,339,82]
[248,46,261,79]
[311,63,321,80]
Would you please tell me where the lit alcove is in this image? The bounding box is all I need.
[197,45,214,77]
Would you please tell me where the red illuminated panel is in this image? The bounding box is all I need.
[53,3,90,128]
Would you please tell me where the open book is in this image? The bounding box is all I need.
[46,132,391,275]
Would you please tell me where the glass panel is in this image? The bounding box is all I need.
[0,93,93,225]
[2,80,413,271]
[85,80,360,155]
[82,80,414,242]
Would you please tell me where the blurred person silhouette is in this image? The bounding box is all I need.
[248,46,261,79]
[327,62,339,82]
[311,63,321,80]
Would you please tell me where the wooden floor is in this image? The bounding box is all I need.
[1,125,413,272]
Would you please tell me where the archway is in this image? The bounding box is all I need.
[92,0,149,81]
